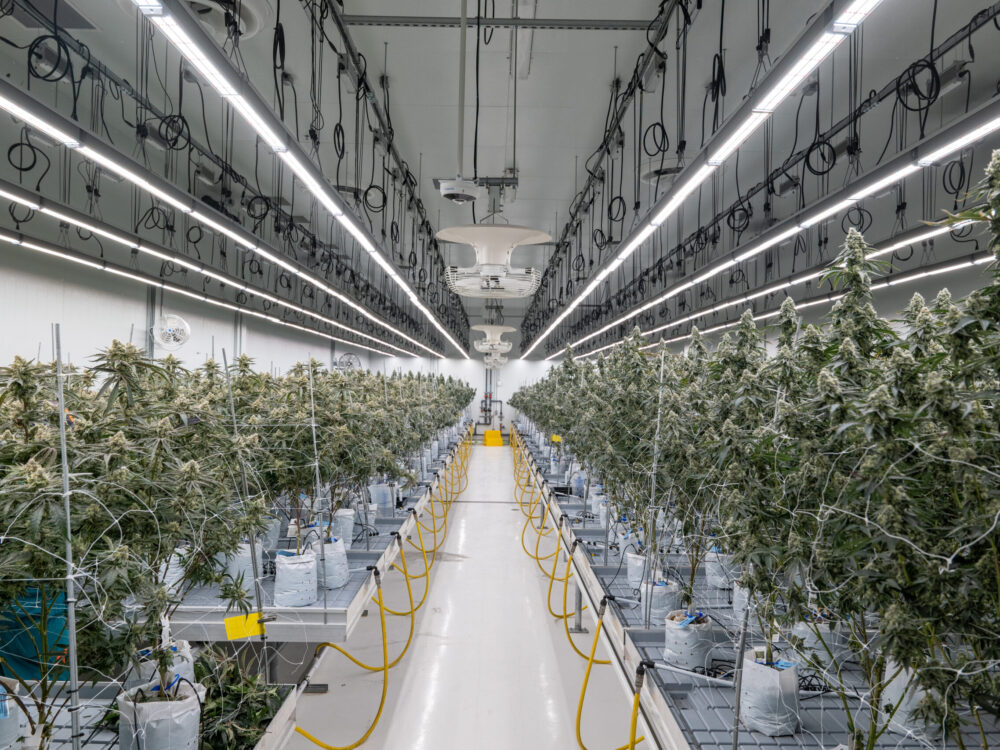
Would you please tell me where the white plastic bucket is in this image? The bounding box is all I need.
[286,519,300,540]
[313,537,350,590]
[273,551,318,607]
[739,650,800,736]
[625,552,647,588]
[225,541,263,588]
[663,610,717,670]
[334,509,356,550]
[117,680,206,750]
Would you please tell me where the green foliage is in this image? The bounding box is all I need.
[512,157,1000,748]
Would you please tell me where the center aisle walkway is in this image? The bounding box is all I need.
[289,444,632,750]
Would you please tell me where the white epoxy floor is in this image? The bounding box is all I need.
[288,444,634,750]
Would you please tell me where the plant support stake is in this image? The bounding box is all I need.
[54,324,82,750]
[221,350,272,682]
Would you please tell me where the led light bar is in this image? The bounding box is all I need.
[917,116,1000,166]
[76,146,192,214]
[707,111,771,166]
[128,0,468,357]
[798,199,857,229]
[574,227,987,359]
[0,230,397,357]
[524,2,891,359]
[650,165,716,226]
[848,163,920,200]
[753,32,847,114]
[0,93,80,147]
[0,179,418,356]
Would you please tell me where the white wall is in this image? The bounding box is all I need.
[0,247,383,372]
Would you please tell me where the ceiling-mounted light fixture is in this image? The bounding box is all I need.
[471,324,517,355]
[439,225,550,299]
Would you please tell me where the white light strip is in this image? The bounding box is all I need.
[848,163,921,200]
[0,182,417,356]
[835,0,885,27]
[574,237,988,359]
[917,116,1000,166]
[617,224,657,261]
[651,164,716,226]
[754,32,847,114]
[733,226,801,263]
[131,1,465,356]
[0,93,80,147]
[2,230,397,357]
[76,146,192,214]
[798,198,857,228]
[525,4,891,359]
[707,111,771,165]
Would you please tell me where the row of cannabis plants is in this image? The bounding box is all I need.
[510,155,1000,747]
[0,345,473,749]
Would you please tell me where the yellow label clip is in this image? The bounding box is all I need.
[551,434,562,443]
[224,613,265,641]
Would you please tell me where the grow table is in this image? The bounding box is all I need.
[148,444,462,647]
[23,680,298,749]
[515,424,1000,750]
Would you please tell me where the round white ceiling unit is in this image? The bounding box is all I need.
[438,224,551,299]
[119,0,272,42]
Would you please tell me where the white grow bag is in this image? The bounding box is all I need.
[314,537,350,590]
[225,541,263,587]
[334,509,356,550]
[625,552,647,589]
[641,580,681,624]
[117,680,206,750]
[160,546,189,594]
[273,551,318,607]
[368,484,394,514]
[739,650,800,736]
[704,549,737,589]
[663,610,717,670]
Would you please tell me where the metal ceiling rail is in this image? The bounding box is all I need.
[340,15,655,31]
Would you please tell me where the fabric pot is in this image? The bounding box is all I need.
[625,552,647,589]
[127,641,195,690]
[663,610,717,670]
[368,484,394,514]
[570,471,587,498]
[313,537,350,590]
[0,677,24,750]
[739,650,800,736]
[117,680,206,750]
[334,509,356,550]
[641,580,681,624]
[704,550,737,589]
[273,551,318,607]
[225,541,263,587]
[790,617,849,673]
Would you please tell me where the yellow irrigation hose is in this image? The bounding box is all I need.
[562,544,610,664]
[627,691,643,750]
[295,570,389,750]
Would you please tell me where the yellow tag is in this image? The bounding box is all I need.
[551,434,562,443]
[483,430,503,446]
[224,613,265,640]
